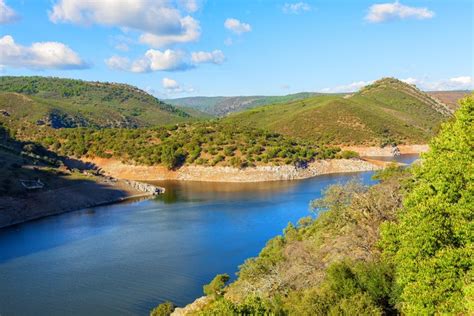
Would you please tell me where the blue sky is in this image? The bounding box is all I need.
[0,0,472,98]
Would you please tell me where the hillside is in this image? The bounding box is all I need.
[0,76,192,129]
[224,78,453,146]
[427,90,471,111]
[165,92,323,116]
[159,95,473,316]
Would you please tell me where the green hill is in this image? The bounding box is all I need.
[165,92,323,116]
[0,76,192,129]
[224,78,453,146]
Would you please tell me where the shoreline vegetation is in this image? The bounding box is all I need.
[0,145,425,229]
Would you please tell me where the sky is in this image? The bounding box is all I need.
[0,0,472,98]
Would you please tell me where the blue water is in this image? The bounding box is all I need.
[0,155,418,315]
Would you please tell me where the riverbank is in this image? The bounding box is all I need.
[0,177,161,229]
[341,144,428,157]
[84,157,387,183]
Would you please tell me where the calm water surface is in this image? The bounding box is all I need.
[0,155,418,315]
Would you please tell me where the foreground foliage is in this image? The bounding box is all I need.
[150,95,472,315]
[380,95,473,314]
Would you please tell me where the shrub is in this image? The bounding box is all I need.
[150,301,175,316]
[203,274,230,297]
[380,95,473,314]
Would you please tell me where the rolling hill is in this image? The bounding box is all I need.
[166,92,323,116]
[224,78,454,146]
[0,76,194,129]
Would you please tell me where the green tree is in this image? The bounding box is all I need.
[203,273,230,297]
[150,301,175,316]
[381,95,473,314]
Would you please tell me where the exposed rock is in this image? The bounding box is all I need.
[125,180,165,194]
[82,157,385,183]
[171,296,211,316]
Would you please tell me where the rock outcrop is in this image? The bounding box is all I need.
[83,158,385,183]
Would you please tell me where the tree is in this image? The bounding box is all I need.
[381,95,473,314]
[203,273,230,297]
[150,301,175,316]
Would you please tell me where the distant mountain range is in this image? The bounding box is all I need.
[166,89,469,118]
[165,92,325,116]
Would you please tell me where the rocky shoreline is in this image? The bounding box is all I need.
[84,158,388,183]
[0,177,164,229]
[341,144,428,157]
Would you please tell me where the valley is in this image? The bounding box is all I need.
[0,75,463,227]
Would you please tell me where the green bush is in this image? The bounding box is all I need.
[380,95,473,315]
[150,301,175,316]
[203,274,230,297]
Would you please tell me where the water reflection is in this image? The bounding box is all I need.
[0,155,417,316]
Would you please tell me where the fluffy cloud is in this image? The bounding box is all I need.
[49,0,200,47]
[224,18,251,35]
[178,0,199,13]
[159,77,195,96]
[321,76,473,93]
[162,77,180,90]
[139,16,200,48]
[0,35,87,70]
[365,1,434,23]
[321,80,374,93]
[191,50,225,64]
[282,2,311,14]
[402,76,473,91]
[0,0,18,24]
[106,49,192,73]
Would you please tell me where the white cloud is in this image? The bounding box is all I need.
[105,55,130,71]
[0,0,18,24]
[401,77,419,85]
[178,0,199,13]
[403,76,473,91]
[366,1,434,23]
[106,49,192,73]
[162,77,180,90]
[191,50,225,64]
[139,16,200,48]
[322,76,473,93]
[0,35,87,70]
[49,0,201,47]
[449,76,472,86]
[282,2,311,14]
[159,77,195,96]
[321,80,374,93]
[224,18,251,35]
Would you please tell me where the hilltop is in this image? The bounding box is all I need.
[0,76,193,129]
[224,78,454,146]
[166,92,323,116]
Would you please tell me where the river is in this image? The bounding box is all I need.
[0,155,418,315]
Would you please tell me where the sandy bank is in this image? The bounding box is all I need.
[342,144,428,157]
[0,178,153,229]
[84,158,387,183]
